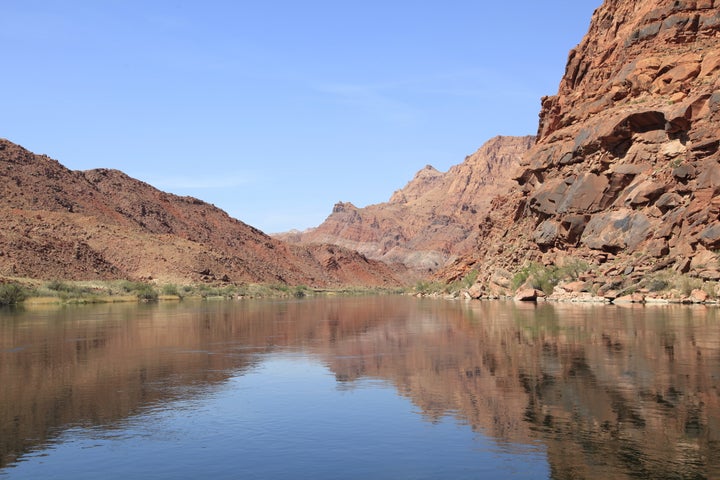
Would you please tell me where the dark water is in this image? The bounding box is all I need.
[1,296,719,479]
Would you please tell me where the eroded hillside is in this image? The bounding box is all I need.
[0,139,405,287]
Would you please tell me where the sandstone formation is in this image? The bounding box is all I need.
[444,0,720,296]
[277,135,534,272]
[0,139,405,287]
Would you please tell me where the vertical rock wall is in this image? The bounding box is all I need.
[449,0,720,293]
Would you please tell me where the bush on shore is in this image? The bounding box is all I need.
[0,283,26,306]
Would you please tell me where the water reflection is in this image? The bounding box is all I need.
[1,298,719,478]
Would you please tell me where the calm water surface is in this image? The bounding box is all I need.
[1,296,719,479]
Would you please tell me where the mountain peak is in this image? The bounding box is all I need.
[282,136,534,271]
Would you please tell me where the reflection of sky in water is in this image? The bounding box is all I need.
[6,354,549,480]
[3,298,720,479]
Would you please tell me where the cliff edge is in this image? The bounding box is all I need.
[443,0,720,298]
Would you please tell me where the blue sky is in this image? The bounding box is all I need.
[3,1,601,233]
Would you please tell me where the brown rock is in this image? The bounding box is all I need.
[433,0,720,292]
[645,238,670,257]
[560,281,590,293]
[690,249,719,270]
[467,284,484,299]
[581,210,651,252]
[673,164,696,181]
[278,136,535,272]
[614,293,645,304]
[698,223,720,249]
[690,288,709,303]
[533,220,559,247]
[0,139,406,287]
[655,192,683,212]
[699,269,720,281]
[514,288,545,302]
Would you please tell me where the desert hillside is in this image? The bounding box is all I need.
[0,139,405,287]
[4,0,719,297]
[277,135,534,272]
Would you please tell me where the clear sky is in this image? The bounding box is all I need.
[3,1,601,233]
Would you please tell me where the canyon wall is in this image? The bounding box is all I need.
[444,0,720,294]
[278,135,534,272]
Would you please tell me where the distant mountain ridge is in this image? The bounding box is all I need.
[276,135,534,271]
[0,138,404,287]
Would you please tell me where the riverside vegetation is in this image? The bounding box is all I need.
[0,278,405,306]
[3,255,719,307]
[414,257,720,304]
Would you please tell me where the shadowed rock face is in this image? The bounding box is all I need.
[0,139,405,287]
[442,0,720,287]
[276,136,534,272]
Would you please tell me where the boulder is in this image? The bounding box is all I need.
[581,210,651,252]
[614,293,645,304]
[533,220,560,247]
[559,280,590,293]
[467,284,484,299]
[655,192,683,212]
[698,223,720,249]
[689,288,709,303]
[514,288,545,302]
[557,173,609,213]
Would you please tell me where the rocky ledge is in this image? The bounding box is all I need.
[440,0,720,300]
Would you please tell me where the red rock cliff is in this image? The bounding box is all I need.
[444,0,720,293]
[277,136,534,272]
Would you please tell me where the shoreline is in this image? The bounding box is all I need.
[0,277,405,307]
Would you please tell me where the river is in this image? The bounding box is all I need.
[1,296,719,479]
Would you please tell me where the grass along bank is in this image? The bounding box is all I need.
[0,278,405,306]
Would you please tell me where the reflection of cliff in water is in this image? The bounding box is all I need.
[2,298,720,478]
[0,297,420,468]
[322,301,720,479]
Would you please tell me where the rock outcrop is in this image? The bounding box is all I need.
[276,136,534,272]
[0,139,405,287]
[442,0,720,294]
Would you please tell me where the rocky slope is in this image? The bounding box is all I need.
[0,139,405,287]
[443,0,720,297]
[277,135,534,272]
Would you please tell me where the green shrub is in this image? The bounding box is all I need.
[511,260,592,295]
[511,269,531,291]
[646,277,669,292]
[45,280,94,299]
[511,263,561,295]
[463,270,479,288]
[677,275,703,297]
[0,283,26,306]
[703,281,718,299]
[557,259,590,280]
[135,283,158,301]
[162,284,180,296]
[414,280,446,295]
[47,280,71,292]
[119,280,144,293]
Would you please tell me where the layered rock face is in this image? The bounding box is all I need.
[277,135,534,272]
[445,0,720,290]
[0,139,404,287]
